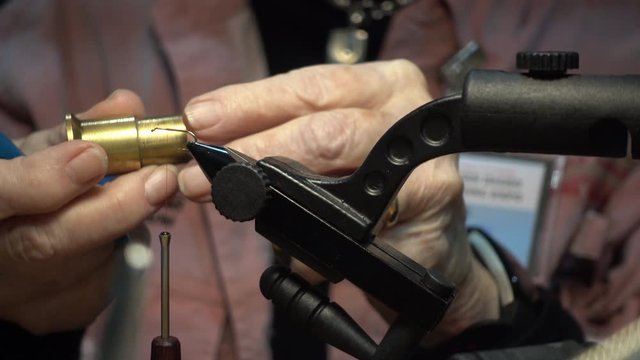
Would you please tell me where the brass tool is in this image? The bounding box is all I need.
[66,114,191,174]
[150,231,181,360]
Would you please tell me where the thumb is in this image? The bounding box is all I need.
[0,140,108,219]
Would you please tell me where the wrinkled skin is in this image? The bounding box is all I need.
[0,90,178,334]
[178,60,499,342]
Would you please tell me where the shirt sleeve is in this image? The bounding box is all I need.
[410,229,584,359]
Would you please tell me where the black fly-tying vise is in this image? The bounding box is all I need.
[187,52,640,359]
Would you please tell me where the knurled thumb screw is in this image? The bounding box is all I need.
[211,162,271,221]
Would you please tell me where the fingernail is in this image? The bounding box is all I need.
[185,99,221,131]
[66,145,108,184]
[145,165,177,206]
[107,89,125,100]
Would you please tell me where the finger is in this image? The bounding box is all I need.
[228,108,390,172]
[178,108,390,201]
[0,89,148,219]
[603,165,640,242]
[0,140,108,219]
[379,155,467,281]
[77,88,146,119]
[178,161,211,202]
[569,210,608,259]
[0,165,178,260]
[184,60,425,143]
[13,124,66,155]
[593,228,640,313]
[16,89,146,155]
[395,154,463,222]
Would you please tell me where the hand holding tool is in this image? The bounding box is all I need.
[186,52,640,359]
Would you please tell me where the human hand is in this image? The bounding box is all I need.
[178,60,499,340]
[0,90,178,334]
[560,166,640,338]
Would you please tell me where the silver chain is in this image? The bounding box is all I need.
[326,0,415,64]
[330,0,415,26]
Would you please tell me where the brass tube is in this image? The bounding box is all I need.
[66,114,191,174]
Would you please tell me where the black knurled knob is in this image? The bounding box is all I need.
[516,51,579,74]
[211,162,271,222]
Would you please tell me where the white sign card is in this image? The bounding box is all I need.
[459,153,551,268]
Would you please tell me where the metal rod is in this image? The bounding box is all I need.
[160,231,171,339]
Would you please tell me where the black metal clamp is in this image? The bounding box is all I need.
[187,52,640,359]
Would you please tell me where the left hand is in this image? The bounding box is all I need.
[0,90,178,334]
[178,60,499,341]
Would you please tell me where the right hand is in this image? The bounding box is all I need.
[179,60,499,342]
[0,90,178,335]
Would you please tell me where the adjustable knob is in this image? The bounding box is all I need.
[211,162,271,222]
[516,51,579,76]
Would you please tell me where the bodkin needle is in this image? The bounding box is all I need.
[151,231,181,360]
